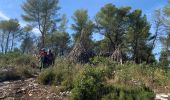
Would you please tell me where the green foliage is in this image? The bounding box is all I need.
[15,55,32,65]
[70,66,107,100]
[102,85,155,100]
[69,63,155,100]
[0,19,20,53]
[37,58,82,89]
[37,57,170,96]
[95,4,131,54]
[45,31,71,55]
[0,51,21,65]
[72,9,94,49]
[95,3,155,64]
[37,68,55,85]
[159,49,169,68]
[20,25,34,54]
[112,62,170,87]
[0,52,36,67]
[22,0,60,48]
[90,56,116,78]
[90,56,114,65]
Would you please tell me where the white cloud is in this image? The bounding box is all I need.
[0,11,9,20]
[19,21,27,27]
[32,28,41,36]
[19,21,41,36]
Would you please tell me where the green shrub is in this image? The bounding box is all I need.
[90,56,116,66]
[0,52,35,67]
[69,66,107,100]
[37,59,82,89]
[102,85,155,100]
[15,55,32,65]
[16,66,34,78]
[102,92,118,100]
[69,65,155,100]
[37,68,55,85]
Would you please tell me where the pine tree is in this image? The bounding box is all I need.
[22,0,60,48]
[68,9,94,63]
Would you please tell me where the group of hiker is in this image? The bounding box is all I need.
[39,48,55,71]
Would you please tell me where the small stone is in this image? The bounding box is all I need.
[161,94,168,98]
[29,93,33,96]
[66,91,70,95]
[3,81,10,84]
[33,83,38,87]
[21,88,26,91]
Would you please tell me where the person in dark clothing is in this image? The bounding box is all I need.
[39,48,48,71]
[47,49,55,66]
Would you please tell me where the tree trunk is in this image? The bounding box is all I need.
[41,33,45,48]
[146,22,160,63]
[111,47,123,64]
[11,34,15,51]
[1,32,4,53]
[5,32,10,54]
[133,32,139,64]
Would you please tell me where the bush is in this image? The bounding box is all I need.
[37,58,83,89]
[69,65,155,100]
[69,66,108,100]
[16,65,34,78]
[90,56,115,66]
[15,55,32,65]
[0,52,35,67]
[102,85,155,100]
[37,68,55,85]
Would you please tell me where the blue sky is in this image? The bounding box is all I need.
[0,0,168,59]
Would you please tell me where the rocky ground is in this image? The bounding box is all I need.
[0,78,70,100]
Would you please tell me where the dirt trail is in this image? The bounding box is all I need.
[0,78,70,100]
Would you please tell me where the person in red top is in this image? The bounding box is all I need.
[39,48,48,71]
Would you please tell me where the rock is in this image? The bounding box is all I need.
[29,93,33,96]
[3,81,10,84]
[156,93,170,100]
[161,94,169,98]
[33,83,38,87]
[66,91,70,95]
[21,87,26,91]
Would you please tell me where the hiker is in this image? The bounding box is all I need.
[39,48,48,71]
[47,49,55,66]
